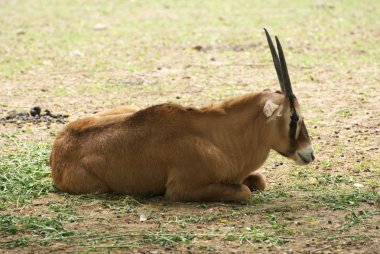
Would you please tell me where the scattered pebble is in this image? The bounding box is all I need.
[308,177,319,185]
[30,106,41,117]
[70,50,84,57]
[192,45,204,51]
[353,183,364,188]
[93,23,108,31]
[42,59,51,66]
[15,29,26,35]
[0,107,69,125]
[139,214,147,222]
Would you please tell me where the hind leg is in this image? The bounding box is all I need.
[242,172,267,191]
[52,155,110,194]
[54,167,110,194]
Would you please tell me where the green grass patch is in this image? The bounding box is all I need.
[340,209,378,231]
[102,195,141,215]
[0,134,53,209]
[0,214,76,249]
[317,189,379,210]
[82,227,289,250]
[0,214,73,237]
[48,203,84,223]
[245,188,289,205]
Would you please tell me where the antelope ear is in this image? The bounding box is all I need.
[263,100,282,118]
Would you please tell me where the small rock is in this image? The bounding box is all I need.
[44,109,52,116]
[193,45,203,51]
[93,23,108,31]
[15,29,26,35]
[30,106,41,117]
[353,183,364,188]
[42,60,52,65]
[139,214,147,222]
[70,50,84,57]
[308,177,318,185]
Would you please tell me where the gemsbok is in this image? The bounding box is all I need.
[50,29,314,201]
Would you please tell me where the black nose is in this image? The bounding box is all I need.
[311,152,315,161]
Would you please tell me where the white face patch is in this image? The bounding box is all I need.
[294,108,302,139]
[295,145,314,165]
[263,100,283,118]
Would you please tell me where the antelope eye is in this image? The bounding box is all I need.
[291,114,299,122]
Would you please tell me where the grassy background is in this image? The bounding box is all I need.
[0,0,379,253]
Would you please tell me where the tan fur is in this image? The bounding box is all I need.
[95,105,140,116]
[50,90,310,201]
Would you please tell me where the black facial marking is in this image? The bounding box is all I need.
[289,114,298,143]
[288,95,299,142]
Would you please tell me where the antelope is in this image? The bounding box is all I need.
[50,29,314,202]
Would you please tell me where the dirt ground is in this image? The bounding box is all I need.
[0,0,379,253]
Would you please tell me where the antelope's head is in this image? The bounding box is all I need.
[262,29,315,165]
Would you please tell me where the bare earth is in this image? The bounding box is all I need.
[0,0,379,253]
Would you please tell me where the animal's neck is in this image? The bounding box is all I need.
[200,93,272,173]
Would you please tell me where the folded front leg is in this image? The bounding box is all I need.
[166,183,251,202]
[242,172,267,191]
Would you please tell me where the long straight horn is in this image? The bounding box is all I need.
[263,28,285,93]
[275,36,294,98]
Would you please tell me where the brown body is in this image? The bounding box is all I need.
[51,90,311,201]
[50,30,314,201]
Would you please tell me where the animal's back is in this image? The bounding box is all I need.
[50,104,197,195]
